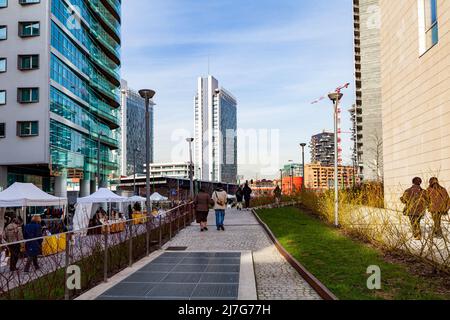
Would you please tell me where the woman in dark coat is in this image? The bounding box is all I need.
[243,183,253,210]
[194,188,213,232]
[23,215,43,272]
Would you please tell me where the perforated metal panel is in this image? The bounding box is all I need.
[98,252,241,300]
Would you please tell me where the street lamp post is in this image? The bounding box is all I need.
[139,89,156,221]
[288,160,294,195]
[328,92,343,227]
[186,138,194,200]
[133,147,140,196]
[279,169,283,195]
[300,143,307,192]
[97,131,103,190]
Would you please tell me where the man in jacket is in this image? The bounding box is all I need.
[3,218,24,271]
[427,177,450,238]
[212,184,228,231]
[400,177,429,240]
[243,182,253,210]
[23,215,43,272]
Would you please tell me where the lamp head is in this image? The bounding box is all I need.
[328,92,343,102]
[300,143,307,148]
[139,89,156,99]
[186,138,194,143]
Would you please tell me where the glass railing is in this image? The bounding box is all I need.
[87,0,121,39]
[53,0,120,61]
[105,0,120,17]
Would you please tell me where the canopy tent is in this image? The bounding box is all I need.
[0,182,67,207]
[74,188,127,232]
[150,192,168,202]
[127,196,147,203]
[77,188,128,204]
[0,183,67,230]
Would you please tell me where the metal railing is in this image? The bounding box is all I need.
[0,202,194,300]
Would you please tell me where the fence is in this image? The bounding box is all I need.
[0,202,194,300]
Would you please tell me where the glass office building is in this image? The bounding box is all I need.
[0,0,121,195]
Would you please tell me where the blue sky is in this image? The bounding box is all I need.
[122,0,355,180]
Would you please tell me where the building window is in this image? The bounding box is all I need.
[0,90,5,105]
[18,88,39,103]
[0,0,6,8]
[0,58,6,72]
[18,55,39,70]
[418,0,438,54]
[0,26,6,40]
[17,121,39,137]
[0,123,4,138]
[19,22,40,37]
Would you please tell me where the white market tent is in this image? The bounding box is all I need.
[127,196,147,203]
[150,192,168,202]
[74,188,128,232]
[0,183,67,232]
[77,188,128,204]
[0,182,67,207]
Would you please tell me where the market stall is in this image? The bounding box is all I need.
[0,183,68,256]
[126,196,148,225]
[74,188,128,234]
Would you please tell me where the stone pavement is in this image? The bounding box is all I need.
[163,208,321,300]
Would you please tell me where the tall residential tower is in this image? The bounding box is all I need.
[194,76,237,184]
[353,0,383,182]
[0,0,122,196]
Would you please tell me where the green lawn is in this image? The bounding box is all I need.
[257,207,450,300]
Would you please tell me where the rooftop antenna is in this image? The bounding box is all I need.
[207,54,210,76]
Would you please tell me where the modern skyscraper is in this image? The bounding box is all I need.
[353,0,383,182]
[379,0,449,207]
[0,0,121,196]
[194,75,237,184]
[120,80,153,177]
[310,132,335,166]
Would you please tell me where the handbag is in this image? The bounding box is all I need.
[214,192,225,206]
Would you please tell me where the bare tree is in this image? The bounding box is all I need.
[366,133,384,182]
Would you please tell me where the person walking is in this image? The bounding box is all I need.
[400,177,429,240]
[235,186,244,211]
[274,185,282,207]
[194,188,213,232]
[243,182,253,210]
[427,177,449,238]
[23,215,43,272]
[3,218,24,272]
[212,184,228,231]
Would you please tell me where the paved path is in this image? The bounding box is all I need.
[163,208,321,300]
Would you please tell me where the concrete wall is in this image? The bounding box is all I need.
[0,1,51,166]
[380,0,450,208]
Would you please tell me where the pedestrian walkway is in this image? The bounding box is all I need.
[78,208,321,300]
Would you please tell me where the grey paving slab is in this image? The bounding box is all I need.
[192,284,239,298]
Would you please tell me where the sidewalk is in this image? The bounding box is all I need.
[80,208,321,300]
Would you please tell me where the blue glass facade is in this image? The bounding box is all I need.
[219,94,238,184]
[50,0,121,182]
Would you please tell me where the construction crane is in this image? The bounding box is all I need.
[310,83,350,165]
